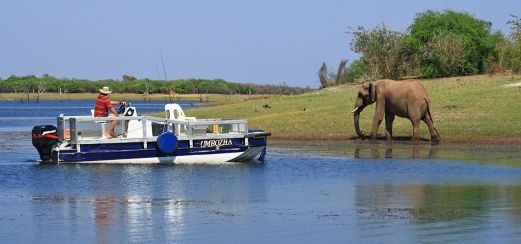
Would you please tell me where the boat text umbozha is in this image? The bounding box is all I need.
[31,104,270,164]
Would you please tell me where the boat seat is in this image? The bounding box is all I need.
[165,104,196,121]
[90,109,109,139]
[165,104,197,135]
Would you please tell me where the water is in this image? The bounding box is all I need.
[2,100,521,243]
[0,100,201,131]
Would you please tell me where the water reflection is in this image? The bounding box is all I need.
[27,163,267,243]
[270,140,521,165]
[12,159,521,243]
[94,197,118,244]
[352,142,439,159]
[354,183,521,241]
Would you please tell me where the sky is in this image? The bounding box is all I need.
[0,0,518,88]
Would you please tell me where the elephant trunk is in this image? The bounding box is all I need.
[352,106,366,139]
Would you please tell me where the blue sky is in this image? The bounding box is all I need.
[0,0,517,87]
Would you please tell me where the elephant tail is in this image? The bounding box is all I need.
[425,98,441,139]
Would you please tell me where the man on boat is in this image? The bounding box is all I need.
[94,86,126,138]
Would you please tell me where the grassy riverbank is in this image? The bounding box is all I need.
[2,75,519,143]
[181,74,521,143]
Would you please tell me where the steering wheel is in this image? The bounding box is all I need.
[117,103,126,114]
[117,101,135,116]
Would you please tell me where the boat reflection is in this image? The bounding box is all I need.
[94,197,118,244]
[29,163,267,243]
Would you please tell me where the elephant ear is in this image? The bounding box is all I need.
[369,82,376,102]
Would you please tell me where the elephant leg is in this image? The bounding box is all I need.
[370,115,383,140]
[370,98,386,140]
[411,119,421,141]
[385,113,395,140]
[408,106,422,141]
[423,113,440,142]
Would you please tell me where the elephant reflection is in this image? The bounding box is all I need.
[353,142,438,159]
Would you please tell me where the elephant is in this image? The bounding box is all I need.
[351,79,440,142]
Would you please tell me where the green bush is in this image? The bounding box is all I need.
[405,10,500,77]
[422,30,467,77]
[344,58,369,83]
[497,41,521,73]
[350,24,405,79]
[496,15,521,74]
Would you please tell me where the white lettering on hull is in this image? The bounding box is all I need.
[200,139,233,149]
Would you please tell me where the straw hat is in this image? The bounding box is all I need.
[99,86,112,94]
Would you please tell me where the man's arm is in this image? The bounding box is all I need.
[110,106,119,116]
[108,100,126,116]
[110,100,126,105]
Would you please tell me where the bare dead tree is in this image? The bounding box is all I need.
[507,14,521,42]
[58,87,69,102]
[24,88,30,103]
[14,88,24,103]
[22,79,34,103]
[35,80,46,103]
[142,79,150,102]
[54,80,69,102]
[318,63,330,88]
[335,59,348,85]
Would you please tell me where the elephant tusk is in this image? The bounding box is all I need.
[350,107,359,114]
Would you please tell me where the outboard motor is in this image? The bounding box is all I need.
[32,125,60,164]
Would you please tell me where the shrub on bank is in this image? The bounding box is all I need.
[340,10,516,86]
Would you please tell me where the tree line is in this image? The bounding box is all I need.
[0,75,313,101]
[320,10,521,87]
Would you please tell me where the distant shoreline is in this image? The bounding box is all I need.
[0,92,204,101]
[0,92,271,104]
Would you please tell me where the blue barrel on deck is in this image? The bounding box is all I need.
[156,132,178,154]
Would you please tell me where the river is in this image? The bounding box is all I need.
[1,100,521,243]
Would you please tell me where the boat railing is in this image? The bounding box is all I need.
[58,115,249,145]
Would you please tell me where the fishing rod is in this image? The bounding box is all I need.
[159,49,172,102]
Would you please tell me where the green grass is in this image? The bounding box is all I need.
[176,74,521,142]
